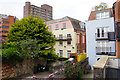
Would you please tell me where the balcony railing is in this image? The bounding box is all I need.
[95,32,108,40]
[96,47,111,55]
[56,36,72,41]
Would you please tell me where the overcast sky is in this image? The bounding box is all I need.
[0,0,117,22]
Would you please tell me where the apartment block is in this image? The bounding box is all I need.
[24,1,53,21]
[86,8,116,68]
[0,14,17,42]
[47,16,86,58]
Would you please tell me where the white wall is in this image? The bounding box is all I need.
[86,17,115,69]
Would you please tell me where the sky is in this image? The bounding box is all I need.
[0,0,117,22]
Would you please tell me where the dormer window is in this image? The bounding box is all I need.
[96,11,110,19]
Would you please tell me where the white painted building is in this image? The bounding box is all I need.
[86,8,116,69]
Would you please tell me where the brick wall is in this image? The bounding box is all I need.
[2,59,47,79]
[93,68,104,79]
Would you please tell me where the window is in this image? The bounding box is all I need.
[63,23,66,29]
[67,34,71,39]
[59,41,63,45]
[67,41,71,45]
[0,26,9,28]
[77,49,80,54]
[72,47,74,49]
[96,41,110,55]
[59,34,63,39]
[96,11,110,19]
[97,28,100,37]
[1,31,8,33]
[49,26,52,31]
[55,24,59,30]
[101,28,104,37]
[54,35,56,38]
[82,35,85,43]
[1,35,7,37]
[59,50,63,57]
[96,27,108,38]
[67,50,71,58]
[2,21,9,24]
[79,22,85,29]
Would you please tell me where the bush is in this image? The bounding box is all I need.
[64,62,83,80]
[1,42,25,63]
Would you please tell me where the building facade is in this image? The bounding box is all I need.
[47,16,86,58]
[86,8,116,68]
[113,0,120,58]
[24,2,53,21]
[0,14,17,42]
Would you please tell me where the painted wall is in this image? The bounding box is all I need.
[86,17,115,69]
[53,28,77,57]
[48,20,73,31]
[48,20,78,57]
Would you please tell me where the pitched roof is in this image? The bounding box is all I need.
[47,16,85,31]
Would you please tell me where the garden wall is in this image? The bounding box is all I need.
[2,59,47,79]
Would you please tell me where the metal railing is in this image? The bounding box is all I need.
[96,47,111,55]
[95,32,108,40]
[56,36,72,40]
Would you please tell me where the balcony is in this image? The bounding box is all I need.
[96,47,113,55]
[56,36,72,41]
[95,32,108,40]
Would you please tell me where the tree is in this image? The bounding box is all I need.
[7,15,57,60]
[92,2,108,11]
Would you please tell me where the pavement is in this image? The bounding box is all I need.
[19,71,53,79]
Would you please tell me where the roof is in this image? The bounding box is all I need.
[47,16,85,31]
[88,8,113,21]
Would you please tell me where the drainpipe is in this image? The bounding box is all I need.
[113,2,116,56]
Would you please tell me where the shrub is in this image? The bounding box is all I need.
[64,62,83,80]
[1,42,24,63]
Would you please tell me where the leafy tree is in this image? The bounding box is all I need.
[7,15,57,61]
[92,2,108,11]
[1,42,25,63]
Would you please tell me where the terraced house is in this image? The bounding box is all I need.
[0,14,17,41]
[47,16,86,58]
[86,8,116,68]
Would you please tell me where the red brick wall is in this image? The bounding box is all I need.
[88,8,113,21]
[115,1,120,58]
[74,30,86,53]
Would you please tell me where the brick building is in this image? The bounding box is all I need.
[0,14,17,42]
[47,16,86,58]
[24,1,53,21]
[113,0,120,58]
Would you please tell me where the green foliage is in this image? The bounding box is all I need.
[20,39,40,59]
[64,62,83,80]
[1,42,24,63]
[92,2,108,11]
[4,15,57,62]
